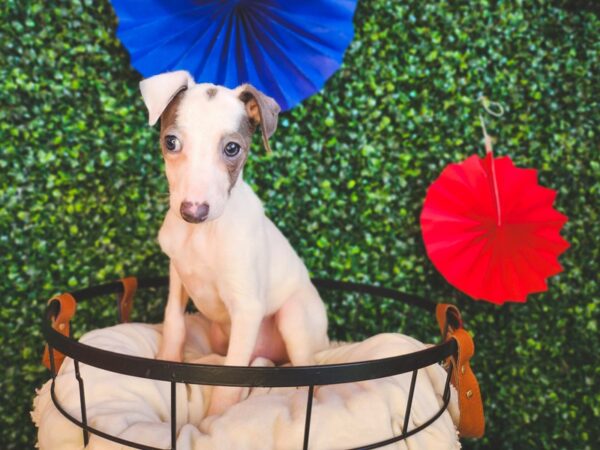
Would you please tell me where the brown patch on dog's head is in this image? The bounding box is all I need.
[220,116,255,192]
[159,90,186,153]
[206,87,218,99]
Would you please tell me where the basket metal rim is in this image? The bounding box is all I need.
[43,276,457,387]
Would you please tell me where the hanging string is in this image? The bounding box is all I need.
[478,96,505,227]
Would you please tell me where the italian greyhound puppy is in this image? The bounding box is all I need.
[140,71,329,416]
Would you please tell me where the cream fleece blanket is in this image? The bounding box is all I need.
[32,315,460,450]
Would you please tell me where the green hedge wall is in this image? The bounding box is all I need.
[1,0,598,448]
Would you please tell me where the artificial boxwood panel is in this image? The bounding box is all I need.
[1,0,598,448]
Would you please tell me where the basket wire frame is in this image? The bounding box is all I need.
[43,277,457,450]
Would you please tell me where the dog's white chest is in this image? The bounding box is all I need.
[178,267,230,323]
[159,220,230,322]
[178,266,229,323]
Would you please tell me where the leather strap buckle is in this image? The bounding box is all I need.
[436,303,485,438]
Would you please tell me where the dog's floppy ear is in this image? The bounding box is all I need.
[237,84,280,153]
[139,71,195,126]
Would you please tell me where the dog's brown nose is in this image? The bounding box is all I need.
[180,201,210,223]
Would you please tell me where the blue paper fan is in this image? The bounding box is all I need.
[111,0,358,110]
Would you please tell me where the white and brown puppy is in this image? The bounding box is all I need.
[140,71,329,416]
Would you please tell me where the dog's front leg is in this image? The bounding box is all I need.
[157,262,188,362]
[207,303,263,416]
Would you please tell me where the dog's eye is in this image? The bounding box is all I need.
[164,135,181,152]
[224,142,241,157]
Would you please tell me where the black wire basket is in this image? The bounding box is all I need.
[42,276,460,450]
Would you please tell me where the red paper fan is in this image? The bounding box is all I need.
[420,148,569,305]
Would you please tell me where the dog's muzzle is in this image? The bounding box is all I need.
[180,201,210,223]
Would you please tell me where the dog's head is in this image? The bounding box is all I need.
[140,70,280,223]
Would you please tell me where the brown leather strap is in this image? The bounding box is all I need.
[118,277,138,323]
[42,293,77,373]
[436,303,485,438]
